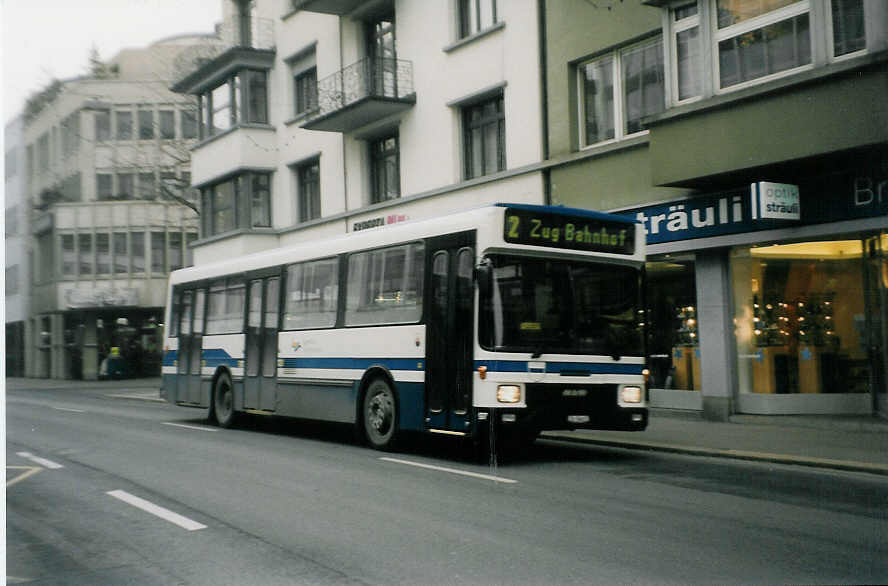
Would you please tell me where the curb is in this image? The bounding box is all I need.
[540,433,888,477]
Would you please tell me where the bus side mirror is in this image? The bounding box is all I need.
[474,261,492,298]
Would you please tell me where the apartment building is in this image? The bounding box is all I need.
[18,34,224,380]
[543,0,887,418]
[172,0,545,267]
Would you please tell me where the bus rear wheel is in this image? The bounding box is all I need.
[362,378,398,450]
[213,371,237,428]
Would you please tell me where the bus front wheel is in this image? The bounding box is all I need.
[362,378,398,450]
[213,372,237,428]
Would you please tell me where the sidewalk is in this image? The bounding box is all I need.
[544,409,888,476]
[7,377,887,475]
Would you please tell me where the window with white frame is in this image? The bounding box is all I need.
[289,48,317,118]
[295,159,320,223]
[579,36,665,147]
[662,0,871,102]
[459,0,497,38]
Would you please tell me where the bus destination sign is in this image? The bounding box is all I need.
[503,208,635,254]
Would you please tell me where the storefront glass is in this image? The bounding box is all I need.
[646,254,700,390]
[732,239,875,395]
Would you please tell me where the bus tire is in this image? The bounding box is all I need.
[362,378,399,451]
[213,371,237,429]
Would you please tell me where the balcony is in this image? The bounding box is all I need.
[301,57,415,133]
[291,0,384,16]
[171,16,275,94]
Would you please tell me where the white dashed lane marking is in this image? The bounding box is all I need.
[380,457,518,484]
[107,490,207,531]
[16,452,64,469]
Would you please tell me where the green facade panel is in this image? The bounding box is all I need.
[551,144,692,212]
[649,70,888,186]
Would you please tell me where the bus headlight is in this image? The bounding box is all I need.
[620,386,643,404]
[496,385,521,403]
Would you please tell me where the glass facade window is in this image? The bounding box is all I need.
[139,172,156,199]
[169,232,183,271]
[181,108,198,139]
[78,234,93,276]
[199,70,269,137]
[463,95,505,179]
[159,110,175,139]
[151,232,166,273]
[117,173,134,199]
[732,240,875,395]
[113,232,128,274]
[61,234,76,276]
[131,231,145,273]
[245,70,268,124]
[97,174,112,200]
[138,109,154,139]
[95,110,111,141]
[116,111,133,140]
[96,233,110,275]
[646,255,700,390]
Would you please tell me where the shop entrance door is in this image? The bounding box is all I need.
[863,233,888,417]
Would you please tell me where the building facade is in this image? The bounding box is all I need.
[174,0,886,419]
[544,0,887,419]
[17,35,224,380]
[6,116,29,377]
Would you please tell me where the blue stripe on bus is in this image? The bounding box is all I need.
[280,357,425,371]
[474,360,643,375]
[163,350,177,367]
[203,348,239,367]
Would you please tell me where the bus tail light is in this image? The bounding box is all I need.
[496,385,521,403]
[478,365,488,380]
[620,386,643,404]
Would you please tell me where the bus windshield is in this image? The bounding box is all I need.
[480,255,644,358]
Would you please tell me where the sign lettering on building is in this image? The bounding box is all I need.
[65,287,140,309]
[352,213,408,232]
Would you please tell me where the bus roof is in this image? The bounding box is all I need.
[168,203,640,286]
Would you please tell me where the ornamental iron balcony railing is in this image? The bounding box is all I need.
[301,57,415,132]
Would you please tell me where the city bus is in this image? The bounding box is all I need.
[161,203,648,450]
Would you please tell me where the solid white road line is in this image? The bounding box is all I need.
[107,490,207,531]
[106,392,164,402]
[380,457,518,484]
[16,452,64,469]
[161,422,219,432]
[52,406,87,413]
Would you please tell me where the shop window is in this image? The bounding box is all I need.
[732,240,874,395]
[646,255,700,390]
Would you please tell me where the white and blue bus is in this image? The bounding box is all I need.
[161,203,648,449]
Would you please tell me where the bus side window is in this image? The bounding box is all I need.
[226,280,245,332]
[207,281,226,335]
[284,258,339,329]
[345,242,424,326]
[169,289,180,338]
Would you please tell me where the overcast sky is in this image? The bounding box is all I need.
[2,0,223,124]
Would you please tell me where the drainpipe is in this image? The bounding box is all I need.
[537,0,551,205]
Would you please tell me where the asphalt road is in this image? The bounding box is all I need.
[7,384,888,585]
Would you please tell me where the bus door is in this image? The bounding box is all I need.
[245,276,280,412]
[425,233,475,432]
[177,289,205,404]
